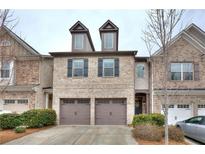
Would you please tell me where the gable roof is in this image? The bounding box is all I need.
[99,20,119,32]
[152,23,205,56]
[1,25,40,55]
[69,21,95,51]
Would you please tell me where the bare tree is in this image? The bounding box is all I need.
[142,9,184,145]
[0,10,18,110]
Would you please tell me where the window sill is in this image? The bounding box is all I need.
[169,80,195,82]
[70,76,87,79]
[101,76,119,78]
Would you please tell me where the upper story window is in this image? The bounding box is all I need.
[136,64,145,78]
[103,59,115,77]
[73,59,84,77]
[104,33,114,49]
[74,34,84,49]
[98,58,119,77]
[0,61,10,78]
[67,59,88,77]
[171,63,193,81]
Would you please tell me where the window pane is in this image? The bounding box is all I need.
[104,33,113,49]
[171,72,181,80]
[74,34,84,49]
[103,59,114,77]
[136,64,144,78]
[104,68,114,76]
[103,59,114,68]
[17,100,28,104]
[171,63,181,72]
[2,62,10,69]
[1,61,10,78]
[183,63,192,72]
[1,70,10,78]
[183,72,193,80]
[187,117,203,124]
[171,63,181,80]
[73,68,83,77]
[4,99,15,105]
[183,63,193,80]
[72,59,84,77]
[73,59,84,68]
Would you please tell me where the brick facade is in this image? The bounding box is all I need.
[52,55,135,124]
[152,37,205,115]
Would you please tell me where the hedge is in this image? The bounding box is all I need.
[21,109,57,128]
[132,124,185,142]
[0,109,57,129]
[132,113,165,127]
[0,113,23,129]
[132,124,163,141]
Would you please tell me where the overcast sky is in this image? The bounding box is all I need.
[11,10,205,56]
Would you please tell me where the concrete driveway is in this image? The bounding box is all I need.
[5,125,137,145]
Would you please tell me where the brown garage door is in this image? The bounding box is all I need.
[95,98,127,125]
[60,98,90,125]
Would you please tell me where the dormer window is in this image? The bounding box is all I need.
[74,34,84,49]
[104,33,113,49]
[99,20,119,51]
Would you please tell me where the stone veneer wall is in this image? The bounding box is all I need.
[52,55,135,124]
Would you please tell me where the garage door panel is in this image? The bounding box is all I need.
[198,104,205,116]
[60,99,90,125]
[95,98,126,125]
[161,104,192,125]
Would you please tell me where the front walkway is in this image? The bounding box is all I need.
[5,125,137,145]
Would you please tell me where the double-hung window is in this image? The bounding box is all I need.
[74,34,84,49]
[104,33,113,49]
[103,59,114,77]
[171,63,193,81]
[73,59,84,77]
[1,61,10,78]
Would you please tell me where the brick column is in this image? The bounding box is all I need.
[90,97,95,125]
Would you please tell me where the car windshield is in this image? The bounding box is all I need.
[186,116,204,124]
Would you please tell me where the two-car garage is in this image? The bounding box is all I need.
[60,98,127,125]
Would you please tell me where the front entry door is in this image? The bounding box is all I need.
[135,99,142,114]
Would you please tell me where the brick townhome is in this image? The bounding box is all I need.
[1,20,205,125]
[0,26,53,113]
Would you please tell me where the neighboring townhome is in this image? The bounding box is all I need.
[0,26,53,113]
[135,57,150,115]
[50,20,136,125]
[151,23,205,125]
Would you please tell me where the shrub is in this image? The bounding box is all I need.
[0,113,23,129]
[163,126,184,142]
[15,126,26,133]
[132,113,165,127]
[21,109,56,128]
[132,124,163,141]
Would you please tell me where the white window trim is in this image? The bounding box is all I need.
[104,33,114,49]
[102,59,115,77]
[0,61,13,80]
[74,34,84,49]
[171,63,193,81]
[72,59,84,77]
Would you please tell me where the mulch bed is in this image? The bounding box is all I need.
[137,139,189,145]
[0,126,53,144]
